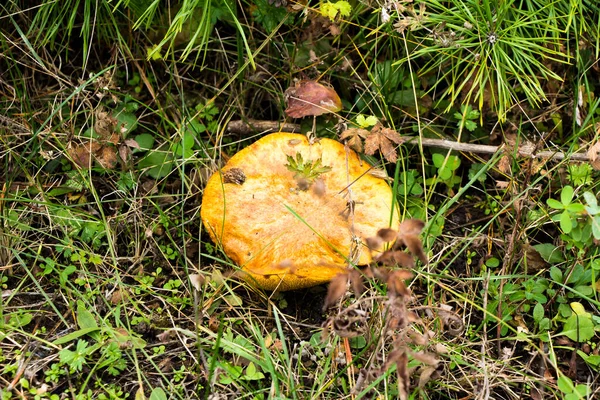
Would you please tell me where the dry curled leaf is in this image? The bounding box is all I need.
[399,234,428,265]
[285,80,342,118]
[323,273,348,310]
[438,307,464,336]
[364,124,403,163]
[588,139,600,170]
[387,270,413,298]
[398,219,425,237]
[348,269,364,296]
[94,108,118,139]
[339,128,369,153]
[188,274,206,291]
[96,145,117,169]
[377,228,398,242]
[395,351,410,400]
[68,141,102,168]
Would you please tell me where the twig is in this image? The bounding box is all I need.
[226,120,593,162]
[226,119,301,135]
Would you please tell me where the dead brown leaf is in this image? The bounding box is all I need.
[94,108,118,139]
[400,234,428,265]
[398,218,425,237]
[377,228,398,242]
[364,124,403,163]
[339,128,369,153]
[96,145,117,169]
[285,80,342,118]
[68,142,102,168]
[387,270,411,298]
[395,351,409,400]
[323,273,348,310]
[588,139,600,170]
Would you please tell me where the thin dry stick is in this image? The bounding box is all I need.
[227,120,593,162]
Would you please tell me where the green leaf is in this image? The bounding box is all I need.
[438,166,453,180]
[533,244,565,264]
[349,335,367,349]
[53,327,101,345]
[149,388,167,400]
[570,302,589,316]
[561,186,574,205]
[134,134,155,151]
[546,198,564,210]
[336,0,352,17]
[251,0,289,32]
[583,191,600,214]
[243,362,265,381]
[532,303,544,323]
[464,120,478,132]
[77,301,98,330]
[139,150,174,179]
[114,110,138,137]
[560,210,573,233]
[549,266,563,282]
[592,216,600,240]
[562,313,594,342]
[557,375,575,394]
[432,153,445,168]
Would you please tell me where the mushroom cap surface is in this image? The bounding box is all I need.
[201,132,399,290]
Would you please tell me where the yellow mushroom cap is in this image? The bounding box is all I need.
[201,132,399,290]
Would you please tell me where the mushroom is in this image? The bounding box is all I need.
[201,132,399,291]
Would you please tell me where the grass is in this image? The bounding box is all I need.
[1,0,600,399]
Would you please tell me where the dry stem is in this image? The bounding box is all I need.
[227,120,593,162]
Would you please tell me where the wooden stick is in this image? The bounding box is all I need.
[226,120,593,162]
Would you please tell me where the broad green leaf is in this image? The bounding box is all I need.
[532,303,544,323]
[432,153,445,168]
[578,351,600,367]
[439,166,453,180]
[134,134,155,151]
[560,211,572,233]
[557,375,574,394]
[570,302,589,316]
[139,150,174,179]
[592,216,600,240]
[549,266,563,282]
[336,0,352,17]
[583,191,600,214]
[243,362,265,380]
[114,110,138,136]
[77,301,98,330]
[533,244,565,264]
[349,335,367,349]
[224,294,243,307]
[546,198,564,210]
[561,185,574,205]
[562,313,594,342]
[149,388,167,400]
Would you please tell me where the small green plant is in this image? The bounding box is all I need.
[454,104,480,132]
[568,163,594,186]
[320,1,352,21]
[546,185,585,234]
[557,374,591,400]
[428,153,461,190]
[355,114,378,129]
[285,153,332,184]
[397,169,424,196]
